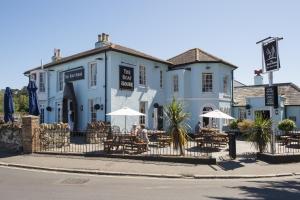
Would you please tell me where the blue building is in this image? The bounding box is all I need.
[24,33,237,131]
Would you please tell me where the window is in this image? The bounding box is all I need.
[89,99,97,122]
[139,101,146,125]
[160,70,163,88]
[289,116,297,122]
[238,108,246,120]
[89,63,97,87]
[40,105,45,124]
[56,103,62,122]
[173,75,179,92]
[30,73,37,81]
[139,65,146,85]
[57,71,64,92]
[223,76,228,94]
[39,72,46,92]
[202,73,213,92]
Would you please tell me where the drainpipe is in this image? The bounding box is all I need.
[231,69,234,116]
[104,51,107,122]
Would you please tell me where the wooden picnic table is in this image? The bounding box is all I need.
[103,133,147,154]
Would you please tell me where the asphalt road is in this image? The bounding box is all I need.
[0,166,300,200]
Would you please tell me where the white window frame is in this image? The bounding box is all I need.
[139,65,146,86]
[88,63,97,88]
[173,74,179,93]
[238,108,247,120]
[202,73,213,92]
[223,76,228,94]
[39,72,46,93]
[88,99,97,122]
[40,105,45,124]
[56,102,62,122]
[57,71,64,92]
[139,101,147,125]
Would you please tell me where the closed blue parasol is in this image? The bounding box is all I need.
[4,87,14,123]
[27,80,40,116]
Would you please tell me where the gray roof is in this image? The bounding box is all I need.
[234,83,300,106]
[24,44,172,74]
[167,48,238,68]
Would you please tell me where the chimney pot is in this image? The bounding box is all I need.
[98,34,102,42]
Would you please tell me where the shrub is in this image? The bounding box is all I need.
[238,119,254,133]
[278,119,296,132]
[229,120,239,130]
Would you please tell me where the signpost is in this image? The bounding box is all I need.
[65,68,85,82]
[119,65,134,91]
[257,36,283,154]
[265,86,278,108]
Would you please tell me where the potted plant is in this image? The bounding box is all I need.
[164,98,190,156]
[245,116,272,153]
[277,119,296,135]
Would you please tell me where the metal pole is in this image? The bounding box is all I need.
[268,72,275,154]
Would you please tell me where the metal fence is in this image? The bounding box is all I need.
[267,130,300,155]
[33,129,229,158]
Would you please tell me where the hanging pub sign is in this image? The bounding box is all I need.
[263,39,280,72]
[119,65,134,90]
[65,68,85,82]
[265,86,278,108]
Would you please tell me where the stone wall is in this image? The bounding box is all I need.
[86,121,110,144]
[0,124,22,152]
[39,123,70,149]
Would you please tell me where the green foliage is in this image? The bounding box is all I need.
[229,120,239,130]
[238,119,254,133]
[245,116,272,153]
[164,98,190,155]
[0,87,29,114]
[278,119,296,132]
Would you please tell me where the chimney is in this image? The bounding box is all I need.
[51,48,62,62]
[254,69,263,85]
[95,33,110,48]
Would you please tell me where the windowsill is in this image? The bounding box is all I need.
[88,86,97,90]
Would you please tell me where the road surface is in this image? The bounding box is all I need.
[0,166,299,200]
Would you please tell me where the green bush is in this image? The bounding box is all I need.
[238,119,254,133]
[278,119,296,132]
[229,120,238,130]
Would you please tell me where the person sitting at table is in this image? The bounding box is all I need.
[131,123,139,136]
[138,124,149,150]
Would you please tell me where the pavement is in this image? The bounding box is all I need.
[0,153,300,179]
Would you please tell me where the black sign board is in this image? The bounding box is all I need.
[65,68,84,82]
[119,65,134,90]
[265,86,278,108]
[263,39,280,72]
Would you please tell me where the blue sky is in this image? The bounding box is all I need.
[0,0,299,89]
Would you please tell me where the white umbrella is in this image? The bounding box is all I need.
[106,107,145,132]
[200,109,234,119]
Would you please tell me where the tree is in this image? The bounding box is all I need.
[246,115,272,153]
[164,98,190,156]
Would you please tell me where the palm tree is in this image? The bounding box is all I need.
[164,98,190,156]
[246,115,272,153]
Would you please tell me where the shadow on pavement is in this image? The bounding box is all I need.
[208,178,300,200]
[217,155,257,171]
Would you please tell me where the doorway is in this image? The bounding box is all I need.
[202,107,213,127]
[62,82,78,131]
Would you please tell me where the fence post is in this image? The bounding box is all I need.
[21,115,40,153]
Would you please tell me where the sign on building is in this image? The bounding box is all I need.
[119,65,134,91]
[263,39,280,72]
[265,86,278,108]
[65,68,85,82]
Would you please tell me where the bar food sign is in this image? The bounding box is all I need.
[265,86,278,108]
[65,68,84,82]
[263,39,280,72]
[119,65,134,90]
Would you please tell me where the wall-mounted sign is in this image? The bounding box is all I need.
[265,86,278,108]
[263,39,280,72]
[119,65,134,90]
[64,68,84,82]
